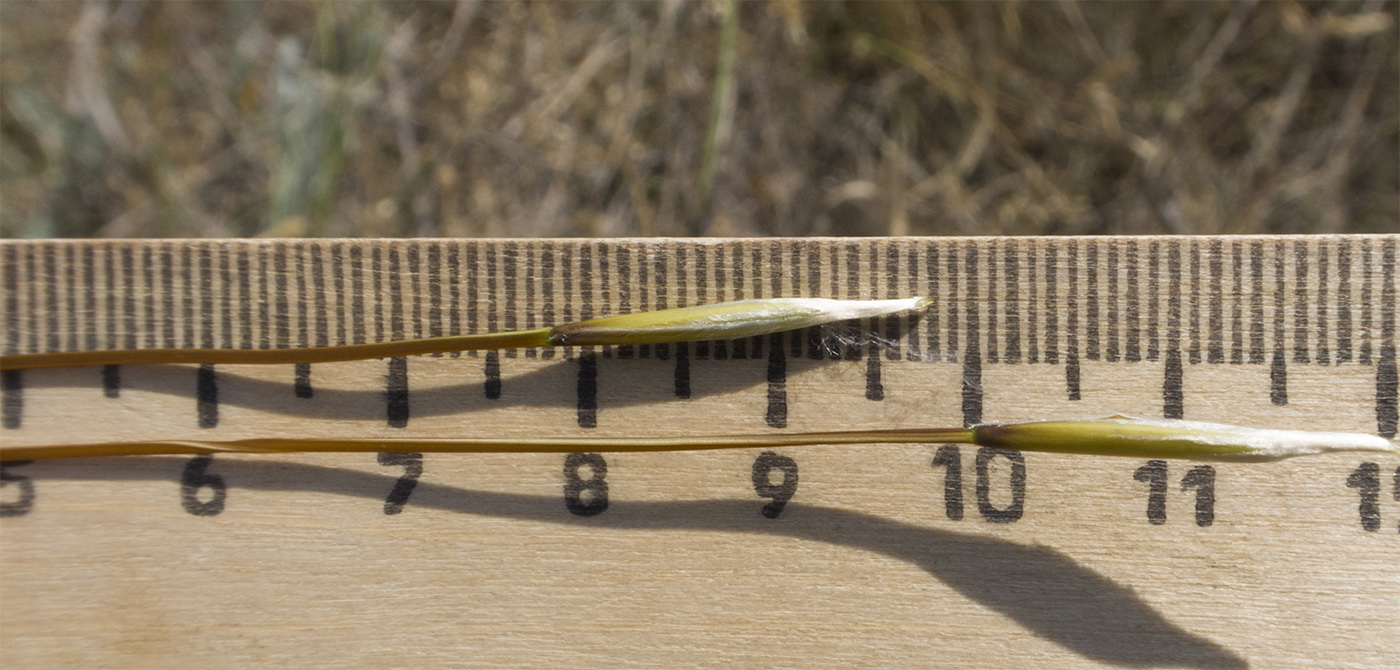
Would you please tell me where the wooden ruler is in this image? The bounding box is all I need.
[1,237,1396,668]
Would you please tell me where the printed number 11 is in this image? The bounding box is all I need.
[1346,463,1400,532]
[1133,460,1215,526]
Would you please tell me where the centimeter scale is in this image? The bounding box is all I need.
[0,236,1397,669]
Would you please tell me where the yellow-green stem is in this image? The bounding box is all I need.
[4,429,979,461]
[0,328,556,370]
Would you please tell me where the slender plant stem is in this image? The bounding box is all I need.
[0,297,930,370]
[0,429,981,461]
[0,329,555,370]
[3,418,1394,462]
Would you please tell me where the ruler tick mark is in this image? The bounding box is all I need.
[765,337,787,428]
[1106,242,1119,363]
[885,242,901,361]
[866,347,884,401]
[963,244,983,426]
[256,245,269,350]
[674,345,691,398]
[946,243,959,362]
[217,246,230,350]
[350,246,365,346]
[1336,239,1352,363]
[1316,242,1330,365]
[1147,241,1160,362]
[1066,354,1081,402]
[1027,242,1039,364]
[2,244,17,356]
[102,364,120,399]
[465,243,479,357]
[390,247,404,343]
[1085,243,1099,361]
[1208,239,1223,364]
[122,246,137,350]
[1271,350,1288,405]
[447,243,461,357]
[1004,240,1021,364]
[843,242,859,361]
[172,246,186,351]
[1359,239,1373,364]
[196,364,218,429]
[1293,240,1309,364]
[310,244,326,349]
[484,350,501,400]
[1044,243,1059,365]
[1066,241,1080,399]
[1380,239,1395,353]
[144,246,158,351]
[1229,241,1243,364]
[539,243,553,360]
[199,246,214,350]
[561,245,576,360]
[1379,239,1397,437]
[1376,349,1395,438]
[331,244,346,347]
[1,370,21,429]
[652,247,668,360]
[905,246,923,361]
[577,352,598,428]
[1249,241,1264,364]
[1164,350,1184,419]
[44,243,61,353]
[66,244,79,352]
[683,245,702,359]
[805,246,821,359]
[104,245,117,351]
[428,244,443,351]
[987,243,1000,365]
[294,363,312,399]
[273,243,289,349]
[409,244,423,343]
[727,243,744,359]
[1188,241,1201,364]
[503,243,518,358]
[386,357,409,428]
[1126,241,1141,362]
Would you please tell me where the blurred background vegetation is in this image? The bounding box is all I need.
[1,0,1395,239]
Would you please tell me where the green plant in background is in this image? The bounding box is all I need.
[265,1,383,237]
[1,1,1395,238]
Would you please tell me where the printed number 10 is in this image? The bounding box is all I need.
[930,446,1025,523]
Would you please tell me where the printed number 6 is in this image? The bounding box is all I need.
[181,455,226,516]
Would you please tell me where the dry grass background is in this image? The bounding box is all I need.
[1,0,1395,239]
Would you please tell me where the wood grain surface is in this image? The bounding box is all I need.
[1,237,1397,668]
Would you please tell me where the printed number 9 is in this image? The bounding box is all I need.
[752,452,798,518]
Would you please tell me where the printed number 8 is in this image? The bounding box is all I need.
[563,453,609,517]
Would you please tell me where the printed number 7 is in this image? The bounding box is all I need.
[378,453,423,515]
